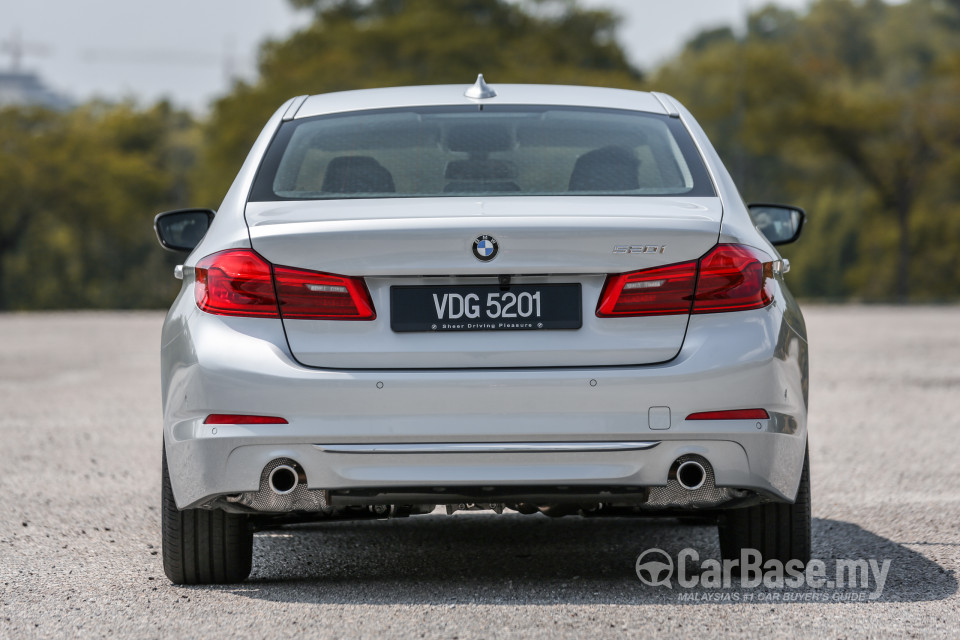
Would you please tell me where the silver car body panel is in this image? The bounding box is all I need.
[247,197,722,368]
[162,282,807,508]
[314,442,661,453]
[292,84,671,120]
[161,83,809,512]
[283,286,691,368]
[244,197,721,277]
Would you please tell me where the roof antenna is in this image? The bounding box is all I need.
[465,74,497,99]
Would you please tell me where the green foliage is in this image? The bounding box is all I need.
[655,0,960,301]
[0,102,196,309]
[2,0,958,309]
[191,0,642,205]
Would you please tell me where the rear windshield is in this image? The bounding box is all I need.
[249,105,715,201]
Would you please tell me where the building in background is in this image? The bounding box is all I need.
[0,31,71,109]
[0,70,72,109]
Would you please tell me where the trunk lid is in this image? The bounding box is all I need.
[246,197,721,368]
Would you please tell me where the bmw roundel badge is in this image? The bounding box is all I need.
[472,235,499,261]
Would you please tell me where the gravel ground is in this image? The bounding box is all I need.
[1,307,958,639]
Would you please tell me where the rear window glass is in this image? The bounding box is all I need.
[249,105,715,200]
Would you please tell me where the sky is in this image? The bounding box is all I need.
[1,0,812,112]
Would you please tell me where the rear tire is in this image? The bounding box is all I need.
[717,444,811,567]
[161,445,253,584]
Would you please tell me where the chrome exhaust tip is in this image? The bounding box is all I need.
[268,464,299,495]
[228,458,328,512]
[676,460,706,491]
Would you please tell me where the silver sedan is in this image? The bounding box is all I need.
[154,76,810,585]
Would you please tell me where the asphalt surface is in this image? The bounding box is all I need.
[1,307,958,639]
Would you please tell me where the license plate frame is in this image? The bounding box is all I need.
[390,284,582,333]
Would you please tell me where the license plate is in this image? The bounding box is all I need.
[390,284,582,332]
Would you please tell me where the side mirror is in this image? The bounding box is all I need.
[747,203,806,246]
[154,208,215,252]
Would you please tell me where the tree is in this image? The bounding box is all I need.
[193,0,642,205]
[0,102,198,309]
[0,109,49,307]
[4,0,959,309]
[655,0,960,301]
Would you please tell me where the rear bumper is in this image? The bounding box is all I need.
[161,295,808,509]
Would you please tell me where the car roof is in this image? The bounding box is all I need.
[293,83,669,119]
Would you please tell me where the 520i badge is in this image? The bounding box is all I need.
[472,235,498,261]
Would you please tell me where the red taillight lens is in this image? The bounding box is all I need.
[195,250,279,317]
[596,261,698,317]
[687,409,770,420]
[692,244,774,314]
[204,414,288,425]
[195,250,376,320]
[595,244,775,318]
[273,266,376,320]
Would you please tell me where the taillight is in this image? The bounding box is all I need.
[273,267,376,320]
[194,250,375,320]
[595,244,774,318]
[195,250,279,317]
[692,244,774,314]
[595,261,698,317]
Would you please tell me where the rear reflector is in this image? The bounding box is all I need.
[204,414,289,425]
[596,261,698,317]
[195,250,280,318]
[273,266,376,320]
[687,409,770,420]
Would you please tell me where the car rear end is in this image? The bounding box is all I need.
[158,84,809,583]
